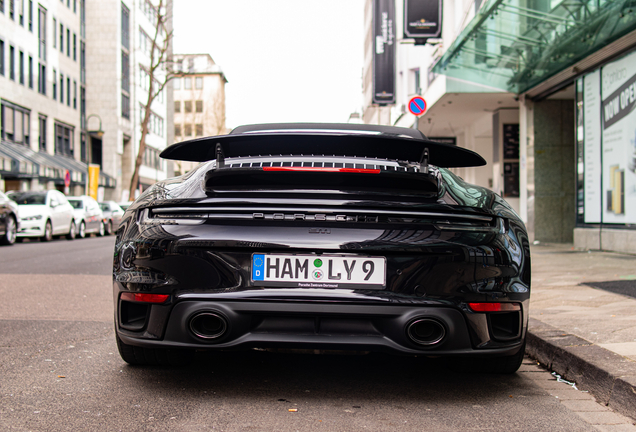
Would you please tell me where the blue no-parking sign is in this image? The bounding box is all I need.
[408,96,427,116]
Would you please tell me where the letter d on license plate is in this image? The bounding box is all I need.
[252,254,386,290]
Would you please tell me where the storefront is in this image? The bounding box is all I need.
[574,49,636,252]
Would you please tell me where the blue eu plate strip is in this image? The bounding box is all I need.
[252,254,265,280]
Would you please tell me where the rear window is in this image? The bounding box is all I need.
[68,200,84,209]
[7,193,46,205]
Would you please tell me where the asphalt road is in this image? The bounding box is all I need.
[0,237,609,431]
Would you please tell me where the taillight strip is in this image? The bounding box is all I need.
[262,167,381,174]
[120,292,170,304]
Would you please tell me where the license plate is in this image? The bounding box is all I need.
[251,254,386,290]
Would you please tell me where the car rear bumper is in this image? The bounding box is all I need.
[116,299,526,357]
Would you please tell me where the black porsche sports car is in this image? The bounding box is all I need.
[113,123,530,372]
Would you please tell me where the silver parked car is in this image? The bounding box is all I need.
[68,195,105,238]
[99,201,125,235]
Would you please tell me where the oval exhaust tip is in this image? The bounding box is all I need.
[407,318,446,346]
[190,312,228,339]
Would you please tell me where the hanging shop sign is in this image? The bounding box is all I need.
[373,0,396,105]
[403,0,443,43]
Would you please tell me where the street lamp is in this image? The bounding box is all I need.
[86,114,104,138]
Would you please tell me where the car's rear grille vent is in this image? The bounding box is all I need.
[227,161,418,172]
[146,207,496,229]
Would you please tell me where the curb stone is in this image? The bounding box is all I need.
[526,318,636,422]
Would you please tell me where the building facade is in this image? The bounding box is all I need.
[85,0,172,202]
[172,53,226,176]
[362,0,636,253]
[1,0,172,202]
[0,0,111,195]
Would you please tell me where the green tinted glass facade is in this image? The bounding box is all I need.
[432,0,636,93]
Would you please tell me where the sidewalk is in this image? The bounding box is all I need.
[526,243,636,422]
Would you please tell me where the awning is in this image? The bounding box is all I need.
[0,140,116,188]
[432,0,636,94]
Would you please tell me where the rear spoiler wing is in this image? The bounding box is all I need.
[160,132,487,168]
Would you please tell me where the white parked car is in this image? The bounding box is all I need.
[68,195,105,238]
[7,190,76,242]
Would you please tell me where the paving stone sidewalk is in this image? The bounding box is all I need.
[526,243,636,423]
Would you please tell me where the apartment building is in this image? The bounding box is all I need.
[172,53,226,176]
[85,0,172,201]
[0,0,109,194]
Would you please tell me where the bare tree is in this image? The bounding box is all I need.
[129,0,174,199]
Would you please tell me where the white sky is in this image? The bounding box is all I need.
[172,0,365,130]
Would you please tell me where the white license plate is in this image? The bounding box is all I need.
[251,254,386,289]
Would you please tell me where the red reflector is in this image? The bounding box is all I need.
[262,167,380,174]
[468,302,521,312]
[120,292,170,304]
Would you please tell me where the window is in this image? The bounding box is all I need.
[121,52,130,93]
[173,77,181,90]
[9,0,14,19]
[53,69,57,99]
[73,80,77,109]
[80,0,85,38]
[29,0,33,31]
[73,33,76,60]
[9,45,15,80]
[122,93,130,119]
[19,50,24,85]
[39,115,46,151]
[143,145,162,170]
[195,100,203,113]
[174,101,180,112]
[195,124,203,137]
[184,77,191,89]
[66,28,70,56]
[140,0,157,24]
[121,3,130,50]
[139,105,164,136]
[80,41,85,83]
[28,56,33,88]
[38,64,46,94]
[19,0,23,25]
[184,124,192,136]
[1,102,31,146]
[53,18,57,48]
[0,40,4,76]
[184,100,192,113]
[60,73,64,103]
[55,122,74,157]
[195,77,203,89]
[138,28,153,56]
[139,65,149,90]
[60,23,64,52]
[122,51,130,118]
[174,124,181,136]
[38,6,46,61]
[66,76,70,106]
